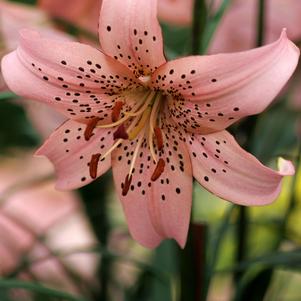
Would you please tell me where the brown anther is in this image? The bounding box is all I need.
[112,101,124,122]
[84,117,100,141]
[89,153,101,179]
[122,174,132,196]
[113,124,129,140]
[154,127,164,150]
[151,158,165,181]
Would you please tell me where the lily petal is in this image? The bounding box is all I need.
[2,29,140,123]
[152,30,299,133]
[36,119,113,190]
[158,0,193,26]
[111,123,192,248]
[38,0,100,34]
[187,130,294,206]
[99,0,166,76]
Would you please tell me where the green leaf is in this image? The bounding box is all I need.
[161,23,191,58]
[203,206,235,299]
[233,268,274,301]
[8,0,36,4]
[0,99,40,152]
[249,104,298,162]
[0,279,88,301]
[202,0,231,52]
[218,248,301,273]
[0,92,17,101]
[125,241,175,301]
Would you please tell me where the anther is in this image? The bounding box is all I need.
[122,174,132,196]
[112,101,124,122]
[84,117,100,141]
[154,127,163,150]
[89,153,101,179]
[113,124,129,140]
[151,158,165,181]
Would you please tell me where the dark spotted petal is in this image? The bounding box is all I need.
[151,30,299,134]
[187,130,294,205]
[99,0,166,77]
[111,123,192,248]
[36,119,113,189]
[2,29,140,123]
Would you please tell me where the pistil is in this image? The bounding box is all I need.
[127,105,152,140]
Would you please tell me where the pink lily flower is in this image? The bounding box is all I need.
[1,0,299,248]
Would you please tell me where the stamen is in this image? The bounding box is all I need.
[84,117,100,141]
[154,127,164,150]
[128,106,152,140]
[113,124,129,140]
[98,120,138,162]
[151,158,165,181]
[148,93,162,163]
[122,174,132,196]
[99,139,123,162]
[149,137,158,164]
[149,93,162,134]
[89,153,101,179]
[112,101,124,122]
[97,92,151,129]
[129,128,146,176]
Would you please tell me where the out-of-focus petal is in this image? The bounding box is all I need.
[210,0,301,54]
[187,130,294,205]
[157,0,193,26]
[36,120,113,189]
[152,31,299,133]
[25,101,67,138]
[38,0,100,34]
[99,0,166,76]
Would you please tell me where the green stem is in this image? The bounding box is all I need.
[191,0,207,55]
[203,206,235,298]
[79,173,112,301]
[234,206,249,283]
[179,223,207,301]
[180,2,209,300]
[256,0,266,47]
[234,0,267,289]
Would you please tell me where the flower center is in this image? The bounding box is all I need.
[86,89,166,195]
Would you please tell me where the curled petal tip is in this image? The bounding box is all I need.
[279,28,300,54]
[280,28,287,37]
[277,157,295,176]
